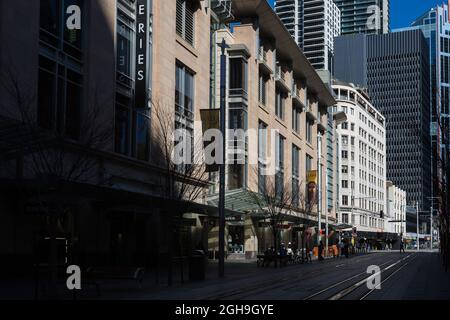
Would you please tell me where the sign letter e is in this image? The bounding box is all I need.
[66,265,81,290]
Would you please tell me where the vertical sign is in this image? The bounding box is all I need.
[307,170,317,204]
[135,0,148,109]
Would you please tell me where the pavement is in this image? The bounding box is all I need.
[1,251,449,300]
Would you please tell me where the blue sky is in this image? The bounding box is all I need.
[268,0,443,30]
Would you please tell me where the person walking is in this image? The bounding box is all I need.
[318,240,324,261]
[399,237,405,253]
[344,239,349,258]
[305,242,312,263]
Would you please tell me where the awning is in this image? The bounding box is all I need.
[331,223,353,231]
[207,188,263,214]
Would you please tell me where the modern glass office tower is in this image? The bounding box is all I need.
[333,0,390,35]
[275,0,340,71]
[333,30,432,212]
[394,2,450,223]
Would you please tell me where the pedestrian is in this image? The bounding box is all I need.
[400,238,405,253]
[344,239,349,258]
[306,242,312,263]
[287,242,294,256]
[318,240,324,261]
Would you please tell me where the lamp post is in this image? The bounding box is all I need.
[317,132,322,246]
[416,201,420,252]
[428,196,440,250]
[218,38,229,278]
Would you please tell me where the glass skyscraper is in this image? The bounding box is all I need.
[334,30,432,212]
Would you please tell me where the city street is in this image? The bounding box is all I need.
[138,252,450,300]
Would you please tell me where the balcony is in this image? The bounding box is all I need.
[317,117,327,133]
[305,99,316,121]
[258,47,273,75]
[229,88,248,103]
[211,0,234,22]
[292,84,304,109]
[275,65,290,93]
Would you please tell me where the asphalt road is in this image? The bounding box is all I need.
[230,252,450,300]
[146,251,450,300]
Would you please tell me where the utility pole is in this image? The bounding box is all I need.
[430,204,433,251]
[317,132,322,246]
[218,38,229,278]
[416,201,420,252]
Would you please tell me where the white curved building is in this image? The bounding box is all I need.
[332,81,387,238]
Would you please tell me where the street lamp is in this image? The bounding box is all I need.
[414,204,433,252]
[218,38,229,278]
[428,196,440,250]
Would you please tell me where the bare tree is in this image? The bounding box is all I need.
[250,173,294,253]
[250,167,319,261]
[0,63,113,298]
[151,97,209,204]
[150,97,210,285]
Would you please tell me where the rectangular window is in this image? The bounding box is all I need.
[306,119,313,143]
[229,58,248,97]
[228,105,247,190]
[37,55,83,140]
[306,154,313,172]
[342,195,348,206]
[258,73,268,106]
[117,10,135,87]
[275,133,285,198]
[342,135,348,145]
[292,145,300,207]
[176,0,195,46]
[40,0,83,58]
[275,88,285,119]
[342,180,348,188]
[115,97,131,155]
[292,106,301,133]
[174,63,195,169]
[135,111,151,161]
[258,121,268,194]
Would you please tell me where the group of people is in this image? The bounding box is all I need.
[262,236,409,267]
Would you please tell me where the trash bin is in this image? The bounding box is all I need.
[189,250,206,281]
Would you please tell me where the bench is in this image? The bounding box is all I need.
[85,267,145,296]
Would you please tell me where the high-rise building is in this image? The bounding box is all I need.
[333,0,390,35]
[334,30,432,212]
[394,2,450,231]
[332,81,387,238]
[275,0,341,71]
